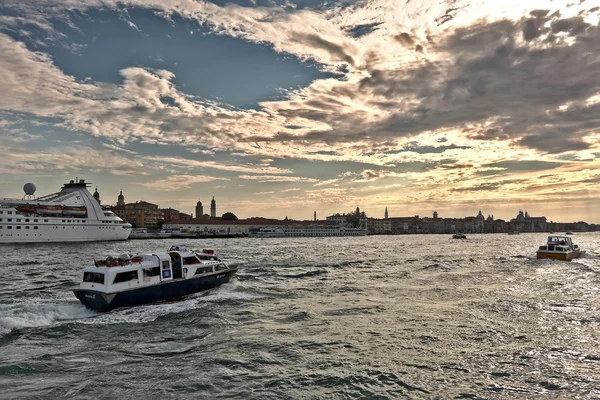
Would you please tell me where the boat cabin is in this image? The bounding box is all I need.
[538,236,578,252]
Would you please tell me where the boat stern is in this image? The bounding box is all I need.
[73,289,116,312]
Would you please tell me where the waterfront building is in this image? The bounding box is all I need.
[510,210,547,232]
[162,218,337,235]
[112,200,164,229]
[368,218,391,234]
[163,208,193,223]
[326,214,348,226]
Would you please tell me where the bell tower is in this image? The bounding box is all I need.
[210,196,216,218]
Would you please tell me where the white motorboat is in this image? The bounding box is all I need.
[73,247,237,312]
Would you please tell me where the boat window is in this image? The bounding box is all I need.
[7,226,11,229]
[215,263,228,271]
[194,266,214,275]
[7,211,12,214]
[113,271,139,284]
[34,226,38,229]
[144,267,161,277]
[83,272,105,284]
[162,261,170,269]
[183,256,200,265]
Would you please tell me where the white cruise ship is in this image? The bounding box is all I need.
[0,178,131,243]
[251,225,368,238]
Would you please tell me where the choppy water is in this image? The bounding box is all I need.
[1,233,599,399]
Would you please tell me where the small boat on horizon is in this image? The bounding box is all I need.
[452,233,467,239]
[566,231,573,235]
[73,246,237,312]
[536,235,582,261]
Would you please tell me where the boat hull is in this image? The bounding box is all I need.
[536,250,580,261]
[73,269,237,312]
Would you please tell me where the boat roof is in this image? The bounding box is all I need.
[84,249,218,272]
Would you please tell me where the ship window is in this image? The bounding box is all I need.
[144,267,160,277]
[215,263,228,271]
[25,219,29,222]
[7,211,12,214]
[34,226,38,230]
[113,271,138,284]
[7,219,11,222]
[83,272,105,284]
[34,219,38,222]
[7,226,11,229]
[194,266,214,275]
[16,219,21,222]
[16,226,21,229]
[0,211,2,214]
[62,220,65,222]
[25,226,30,229]
[162,261,170,269]
[183,257,200,265]
[44,220,48,222]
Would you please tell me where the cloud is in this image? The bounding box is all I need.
[238,175,319,182]
[144,156,292,174]
[0,143,148,176]
[133,174,229,190]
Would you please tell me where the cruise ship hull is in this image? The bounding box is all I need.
[0,224,131,243]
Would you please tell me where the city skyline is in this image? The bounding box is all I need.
[1,1,600,223]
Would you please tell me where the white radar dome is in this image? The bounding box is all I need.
[23,183,36,195]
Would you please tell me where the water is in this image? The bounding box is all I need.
[1,234,599,399]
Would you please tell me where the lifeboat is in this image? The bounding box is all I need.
[15,205,36,214]
[62,206,87,216]
[35,205,62,215]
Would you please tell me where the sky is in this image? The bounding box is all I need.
[0,0,599,223]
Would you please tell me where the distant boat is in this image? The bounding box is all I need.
[565,231,573,235]
[251,225,367,238]
[507,231,520,235]
[452,233,467,239]
[536,235,582,261]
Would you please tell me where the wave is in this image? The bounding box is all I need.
[0,298,95,336]
[281,270,328,279]
[0,283,262,336]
